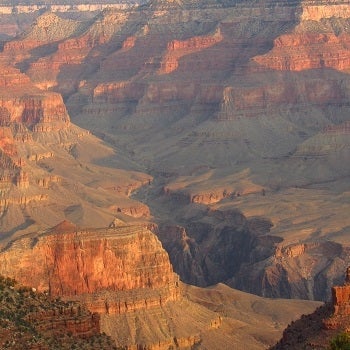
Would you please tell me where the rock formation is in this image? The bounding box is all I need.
[1,2,349,349]
[0,219,323,349]
[0,224,180,304]
[271,267,350,349]
[157,208,279,288]
[0,275,116,350]
[0,222,183,348]
[0,59,153,240]
[323,267,350,330]
[0,0,349,322]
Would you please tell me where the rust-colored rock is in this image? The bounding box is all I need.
[0,65,69,130]
[254,33,350,71]
[0,276,116,350]
[160,29,223,74]
[93,81,145,103]
[272,267,350,349]
[0,1,349,335]
[0,224,180,312]
[325,267,350,326]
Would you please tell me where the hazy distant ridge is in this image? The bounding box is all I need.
[0,1,143,14]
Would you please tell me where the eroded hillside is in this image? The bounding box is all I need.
[0,0,349,307]
[0,1,347,348]
[0,275,117,350]
[15,0,348,300]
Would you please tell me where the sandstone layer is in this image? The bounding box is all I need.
[0,224,180,302]
[0,275,116,350]
[0,1,344,348]
[1,0,350,305]
[271,268,350,349]
[0,61,152,241]
[0,220,322,349]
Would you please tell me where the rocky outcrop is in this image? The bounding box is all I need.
[270,303,334,350]
[0,222,194,349]
[254,1,350,72]
[324,268,350,329]
[300,1,350,21]
[0,275,116,350]
[157,208,279,288]
[0,59,153,237]
[0,224,180,312]
[159,28,223,74]
[111,202,150,217]
[0,65,69,227]
[0,65,69,130]
[271,267,350,349]
[253,32,350,71]
[0,65,70,225]
[216,77,348,120]
[0,66,31,87]
[25,305,101,339]
[163,176,263,205]
[93,81,145,103]
[234,240,350,301]
[22,9,145,95]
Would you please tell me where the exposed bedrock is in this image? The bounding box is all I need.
[0,223,180,311]
[0,223,227,349]
[157,207,350,301]
[0,278,117,350]
[158,208,278,287]
[2,0,350,173]
[1,0,350,306]
[271,268,350,350]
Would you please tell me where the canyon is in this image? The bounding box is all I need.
[0,220,321,349]
[0,0,349,348]
[0,61,153,241]
[272,268,350,349]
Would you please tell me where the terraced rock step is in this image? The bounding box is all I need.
[0,275,116,350]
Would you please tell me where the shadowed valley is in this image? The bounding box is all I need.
[0,0,349,348]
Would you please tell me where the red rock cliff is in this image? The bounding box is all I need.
[330,267,350,317]
[0,224,180,314]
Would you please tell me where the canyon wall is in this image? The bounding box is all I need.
[272,267,350,349]
[0,3,132,15]
[0,224,180,311]
[0,0,349,306]
[0,222,223,349]
[0,61,153,238]
[0,275,117,350]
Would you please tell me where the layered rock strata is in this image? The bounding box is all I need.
[0,275,116,350]
[3,0,350,170]
[0,223,180,309]
[0,222,221,349]
[0,62,152,238]
[323,267,350,330]
[271,267,350,349]
[0,0,350,308]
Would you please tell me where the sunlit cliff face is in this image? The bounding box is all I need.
[0,1,349,348]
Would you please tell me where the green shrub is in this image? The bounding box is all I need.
[330,332,350,350]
